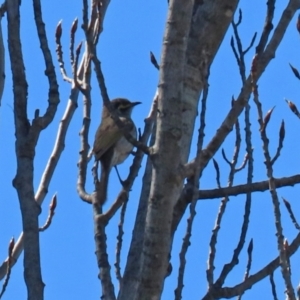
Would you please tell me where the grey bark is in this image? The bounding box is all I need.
[0,9,5,105]
[7,1,44,299]
[120,1,239,299]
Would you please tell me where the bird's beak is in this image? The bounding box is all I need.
[131,101,142,107]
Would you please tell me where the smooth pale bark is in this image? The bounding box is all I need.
[120,2,238,299]
[181,1,239,163]
[137,1,194,298]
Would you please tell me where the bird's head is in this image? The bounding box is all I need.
[111,98,141,117]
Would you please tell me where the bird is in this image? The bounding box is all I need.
[93,98,141,204]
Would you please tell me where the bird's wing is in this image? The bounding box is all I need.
[93,120,124,161]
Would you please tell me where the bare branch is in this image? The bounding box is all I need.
[198,174,300,200]
[175,76,210,299]
[77,53,93,204]
[230,36,240,67]
[243,32,257,55]
[255,0,275,54]
[207,96,246,291]
[150,51,160,70]
[74,42,83,86]
[203,232,300,299]
[0,238,14,299]
[231,8,256,83]
[70,18,78,68]
[283,197,300,230]
[39,194,57,232]
[269,272,279,300]
[212,159,221,188]
[234,152,249,173]
[0,9,94,280]
[254,83,295,299]
[231,9,246,81]
[93,207,116,300]
[289,63,300,80]
[193,0,300,179]
[285,99,300,119]
[237,239,253,300]
[221,148,231,166]
[6,1,45,297]
[0,2,6,105]
[115,200,128,288]
[55,21,72,83]
[78,3,116,298]
[197,79,209,151]
[245,238,253,279]
[116,92,157,299]
[32,0,60,130]
[260,106,275,133]
[271,120,285,165]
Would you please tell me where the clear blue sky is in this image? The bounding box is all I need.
[0,0,300,299]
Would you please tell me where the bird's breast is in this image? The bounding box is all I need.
[110,127,137,166]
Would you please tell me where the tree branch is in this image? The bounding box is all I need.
[202,232,300,299]
[198,174,300,199]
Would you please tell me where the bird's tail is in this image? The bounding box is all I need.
[98,165,110,204]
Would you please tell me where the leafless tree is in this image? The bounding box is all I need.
[1,0,300,299]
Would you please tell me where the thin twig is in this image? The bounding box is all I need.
[208,18,252,289]
[0,238,14,299]
[254,83,296,300]
[0,1,6,105]
[289,63,300,80]
[212,113,249,290]
[270,272,279,300]
[175,78,209,299]
[189,0,300,180]
[282,197,300,230]
[243,32,257,55]
[234,152,249,172]
[260,106,275,133]
[231,8,257,83]
[77,52,93,204]
[150,51,160,70]
[70,18,78,69]
[270,120,285,165]
[212,159,221,188]
[285,99,300,119]
[255,0,275,54]
[202,232,300,299]
[55,21,72,83]
[115,200,128,288]
[221,148,231,166]
[32,0,61,132]
[74,42,84,89]
[39,194,57,232]
[237,239,253,300]
[197,174,300,200]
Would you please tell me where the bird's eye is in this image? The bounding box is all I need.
[118,104,129,112]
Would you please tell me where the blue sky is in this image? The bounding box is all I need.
[0,1,300,299]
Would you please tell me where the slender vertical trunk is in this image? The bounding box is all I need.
[7,1,44,299]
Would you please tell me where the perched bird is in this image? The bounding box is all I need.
[93,98,141,204]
